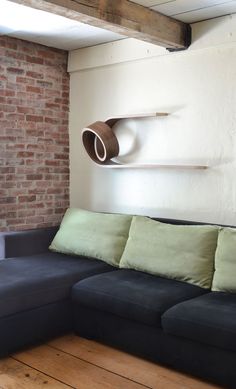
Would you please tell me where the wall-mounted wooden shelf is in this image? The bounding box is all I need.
[98,162,209,170]
[82,112,169,166]
[105,112,169,127]
[106,113,169,120]
[82,112,209,171]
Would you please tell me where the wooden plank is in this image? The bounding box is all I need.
[98,163,208,169]
[8,0,191,49]
[131,0,166,6]
[48,335,222,389]
[13,345,147,389]
[172,3,236,23]
[105,112,169,128]
[0,357,69,389]
[152,0,236,23]
[106,112,169,121]
[151,0,230,16]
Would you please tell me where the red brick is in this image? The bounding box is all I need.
[18,209,35,217]
[37,80,53,88]
[7,67,24,75]
[5,50,25,60]
[37,50,55,59]
[26,144,44,151]
[7,218,26,226]
[2,90,15,97]
[17,151,34,158]
[16,76,35,85]
[26,71,44,79]
[45,160,60,166]
[62,92,69,98]
[26,85,41,93]
[28,188,45,195]
[0,197,16,204]
[47,188,63,194]
[6,143,25,150]
[26,216,44,223]
[0,167,15,174]
[6,113,24,121]
[55,153,68,160]
[26,55,44,65]
[44,117,60,124]
[28,202,45,209]
[17,106,34,114]
[26,130,44,137]
[6,97,24,105]
[0,211,17,219]
[45,102,60,110]
[0,39,17,49]
[26,174,43,180]
[0,136,16,142]
[0,104,16,112]
[19,195,36,203]
[26,115,43,122]
[0,36,69,232]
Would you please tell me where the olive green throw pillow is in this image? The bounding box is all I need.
[212,228,236,292]
[49,208,132,267]
[120,216,219,289]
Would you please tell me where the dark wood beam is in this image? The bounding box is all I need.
[8,0,191,49]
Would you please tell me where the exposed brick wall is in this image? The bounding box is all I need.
[0,36,69,231]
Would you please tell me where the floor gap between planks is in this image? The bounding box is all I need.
[0,334,223,389]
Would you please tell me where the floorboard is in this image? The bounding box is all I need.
[0,357,70,389]
[14,344,146,389]
[48,335,222,389]
[0,334,223,389]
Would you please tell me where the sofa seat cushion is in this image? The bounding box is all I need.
[162,292,236,353]
[0,252,113,318]
[72,269,206,327]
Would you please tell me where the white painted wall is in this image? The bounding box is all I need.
[69,14,236,225]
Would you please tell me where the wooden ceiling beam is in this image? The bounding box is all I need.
[8,0,191,49]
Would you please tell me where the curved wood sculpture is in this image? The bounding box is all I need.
[81,113,168,167]
[81,112,208,169]
[82,121,119,164]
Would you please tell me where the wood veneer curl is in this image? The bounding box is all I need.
[82,113,170,166]
[82,121,119,164]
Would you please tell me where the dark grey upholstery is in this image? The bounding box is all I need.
[0,226,58,259]
[0,301,73,357]
[72,269,206,326]
[1,220,236,389]
[0,252,113,318]
[162,292,236,352]
[73,304,236,389]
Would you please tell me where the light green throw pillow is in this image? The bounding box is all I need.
[49,208,132,267]
[212,228,236,292]
[120,216,219,289]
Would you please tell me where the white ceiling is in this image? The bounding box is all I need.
[0,0,235,50]
[131,0,236,23]
[0,0,125,50]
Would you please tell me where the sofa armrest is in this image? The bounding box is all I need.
[0,226,59,259]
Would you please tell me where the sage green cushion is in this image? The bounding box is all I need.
[49,208,132,267]
[120,216,219,289]
[212,228,236,292]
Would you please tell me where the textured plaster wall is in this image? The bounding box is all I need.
[69,15,236,225]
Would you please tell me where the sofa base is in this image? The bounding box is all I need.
[74,305,235,389]
[0,300,72,357]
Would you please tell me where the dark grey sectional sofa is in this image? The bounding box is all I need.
[0,219,236,389]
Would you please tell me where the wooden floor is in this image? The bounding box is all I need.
[0,334,223,389]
